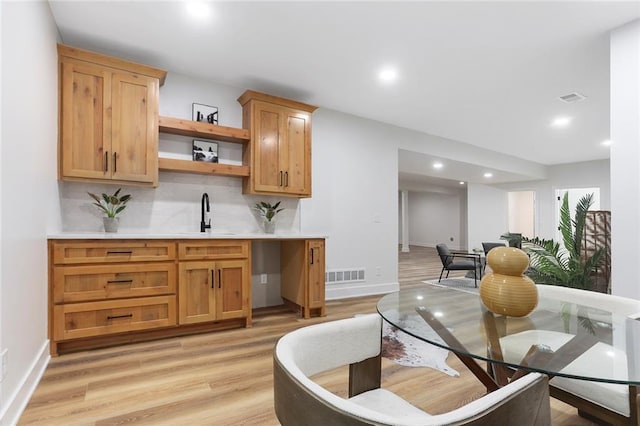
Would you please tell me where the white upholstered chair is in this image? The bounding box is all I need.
[499,284,640,425]
[274,314,550,426]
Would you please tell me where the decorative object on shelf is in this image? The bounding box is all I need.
[192,103,218,125]
[479,246,538,317]
[88,188,131,233]
[192,139,218,163]
[254,201,283,234]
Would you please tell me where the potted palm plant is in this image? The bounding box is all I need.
[254,201,283,233]
[522,192,605,291]
[88,188,132,233]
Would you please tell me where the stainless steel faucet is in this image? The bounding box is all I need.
[200,193,211,232]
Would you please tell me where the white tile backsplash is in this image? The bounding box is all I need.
[60,172,300,234]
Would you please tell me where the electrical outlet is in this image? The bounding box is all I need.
[1,349,7,382]
[260,274,268,284]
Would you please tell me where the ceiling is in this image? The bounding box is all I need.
[48,1,639,187]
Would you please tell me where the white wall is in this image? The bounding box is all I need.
[508,191,535,237]
[610,19,640,299]
[497,159,610,240]
[405,190,466,250]
[467,184,508,252]
[301,109,400,298]
[1,2,60,423]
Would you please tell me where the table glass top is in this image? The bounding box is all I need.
[377,285,640,385]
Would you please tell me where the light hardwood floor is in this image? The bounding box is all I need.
[19,245,594,425]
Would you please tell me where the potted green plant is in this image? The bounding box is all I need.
[522,192,605,291]
[88,188,132,233]
[254,201,283,233]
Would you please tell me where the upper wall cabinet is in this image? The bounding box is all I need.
[237,90,317,198]
[58,44,167,187]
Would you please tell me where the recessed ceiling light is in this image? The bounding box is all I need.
[601,139,612,147]
[433,162,443,169]
[551,116,572,128]
[484,172,493,178]
[186,1,211,19]
[378,68,398,82]
[459,181,465,185]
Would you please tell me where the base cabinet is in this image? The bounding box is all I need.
[281,239,326,318]
[49,237,322,355]
[179,259,250,324]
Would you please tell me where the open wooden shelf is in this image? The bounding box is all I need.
[158,116,250,144]
[158,116,250,177]
[158,158,249,177]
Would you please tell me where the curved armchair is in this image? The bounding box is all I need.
[436,243,481,287]
[274,314,550,426]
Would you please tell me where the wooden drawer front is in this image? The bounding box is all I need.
[178,240,249,260]
[53,263,176,303]
[53,296,176,341]
[52,241,176,264]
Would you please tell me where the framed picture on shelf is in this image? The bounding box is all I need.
[192,139,219,163]
[192,103,218,125]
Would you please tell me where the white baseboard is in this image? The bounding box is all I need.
[326,281,399,300]
[1,340,50,426]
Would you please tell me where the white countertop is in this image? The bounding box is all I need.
[47,232,327,240]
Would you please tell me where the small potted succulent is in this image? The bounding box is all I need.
[88,188,132,233]
[254,201,283,233]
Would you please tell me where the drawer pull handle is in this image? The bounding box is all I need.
[106,250,133,255]
[211,269,215,289]
[104,151,109,172]
[107,279,133,284]
[113,152,117,173]
[218,269,222,289]
[107,314,133,320]
[310,248,315,265]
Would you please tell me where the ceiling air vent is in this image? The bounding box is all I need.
[558,92,587,103]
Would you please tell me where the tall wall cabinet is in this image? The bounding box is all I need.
[238,90,317,198]
[58,44,167,187]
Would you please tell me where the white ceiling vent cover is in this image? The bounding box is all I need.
[558,92,587,103]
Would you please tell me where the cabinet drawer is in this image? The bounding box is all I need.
[51,241,176,264]
[178,240,249,260]
[53,263,176,303]
[53,296,176,341]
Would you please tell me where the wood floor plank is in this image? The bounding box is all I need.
[18,245,595,425]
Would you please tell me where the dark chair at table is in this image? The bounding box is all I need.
[482,242,506,274]
[436,243,481,287]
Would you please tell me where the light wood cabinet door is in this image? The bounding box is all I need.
[60,59,111,180]
[58,45,163,187]
[179,261,217,324]
[252,102,284,193]
[216,260,250,320]
[110,71,159,184]
[281,110,311,195]
[178,259,249,324]
[307,239,325,311]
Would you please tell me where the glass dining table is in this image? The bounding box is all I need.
[376,285,640,392]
